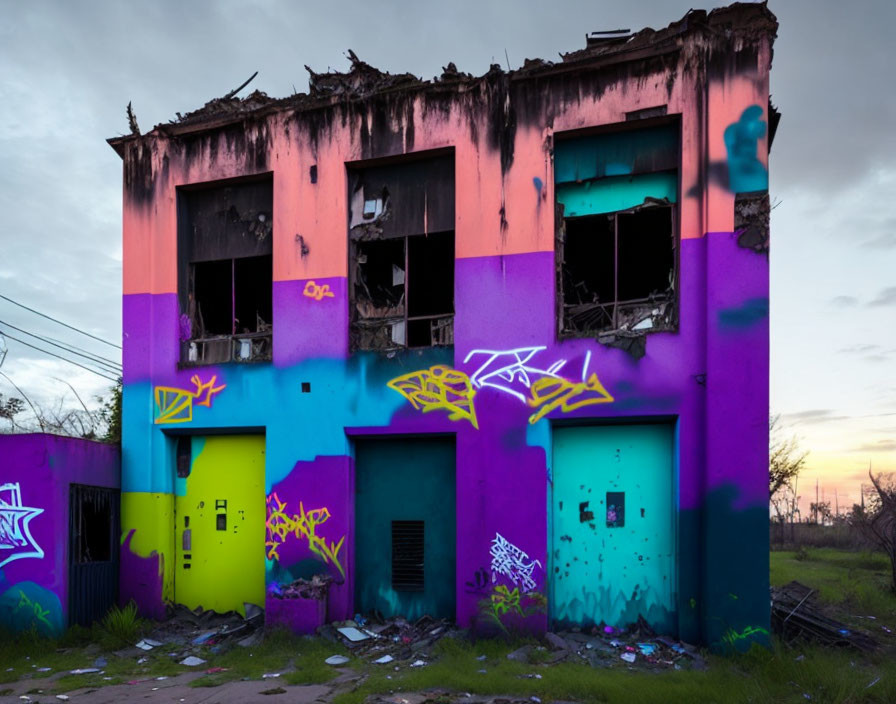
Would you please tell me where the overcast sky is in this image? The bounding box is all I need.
[1,1,894,510]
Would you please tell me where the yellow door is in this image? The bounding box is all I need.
[174,435,265,615]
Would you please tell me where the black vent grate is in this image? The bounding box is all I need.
[391,520,424,592]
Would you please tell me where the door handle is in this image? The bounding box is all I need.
[182,528,192,551]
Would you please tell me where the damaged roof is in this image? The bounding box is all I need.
[107,2,777,156]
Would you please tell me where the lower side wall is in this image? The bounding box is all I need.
[0,434,120,636]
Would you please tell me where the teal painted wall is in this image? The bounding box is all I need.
[556,172,677,217]
[354,437,456,620]
[554,124,678,183]
[551,424,676,633]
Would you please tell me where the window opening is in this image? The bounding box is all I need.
[178,177,273,365]
[555,123,679,344]
[349,154,455,351]
[391,520,425,592]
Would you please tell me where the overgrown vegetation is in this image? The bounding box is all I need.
[1,551,894,702]
[99,601,144,648]
[850,472,896,592]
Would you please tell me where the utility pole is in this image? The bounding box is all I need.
[815,478,820,525]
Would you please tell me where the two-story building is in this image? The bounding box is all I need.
[109,2,777,647]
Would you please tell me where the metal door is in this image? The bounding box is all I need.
[354,437,456,620]
[551,424,676,633]
[174,435,265,615]
[69,484,120,627]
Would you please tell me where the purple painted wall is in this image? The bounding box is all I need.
[0,434,120,635]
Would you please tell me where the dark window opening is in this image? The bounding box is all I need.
[178,176,273,365]
[176,437,191,478]
[71,486,116,564]
[349,153,455,352]
[391,520,424,592]
[555,124,679,340]
[561,206,674,333]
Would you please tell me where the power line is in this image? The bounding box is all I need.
[0,331,119,382]
[0,293,121,350]
[0,319,121,373]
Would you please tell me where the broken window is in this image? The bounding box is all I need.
[348,154,455,351]
[177,176,273,365]
[555,123,679,340]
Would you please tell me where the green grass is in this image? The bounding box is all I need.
[189,628,352,688]
[2,549,895,702]
[770,548,896,622]
[332,637,896,704]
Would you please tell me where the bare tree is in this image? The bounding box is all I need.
[770,415,808,497]
[850,471,896,592]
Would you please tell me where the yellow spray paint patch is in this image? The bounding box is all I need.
[121,492,175,602]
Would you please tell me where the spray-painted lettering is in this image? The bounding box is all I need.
[154,375,226,424]
[387,365,478,429]
[0,483,44,568]
[265,493,345,578]
[303,280,335,301]
[489,532,542,592]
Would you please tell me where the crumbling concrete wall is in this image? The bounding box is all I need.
[113,3,775,648]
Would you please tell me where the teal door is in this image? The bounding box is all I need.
[551,424,676,633]
[354,437,456,620]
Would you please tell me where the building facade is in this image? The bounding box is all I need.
[110,4,776,647]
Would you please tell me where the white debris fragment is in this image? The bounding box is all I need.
[325,655,350,666]
[179,656,206,667]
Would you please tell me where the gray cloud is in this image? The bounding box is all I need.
[830,295,859,307]
[868,287,896,307]
[851,439,896,453]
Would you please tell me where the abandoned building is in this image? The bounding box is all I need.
[109,2,776,648]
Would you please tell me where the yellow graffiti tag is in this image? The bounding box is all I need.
[387,365,479,429]
[490,584,523,618]
[303,280,335,301]
[15,590,52,630]
[265,493,345,578]
[154,374,226,424]
[526,372,614,424]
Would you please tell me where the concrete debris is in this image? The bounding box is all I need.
[270,573,332,600]
[320,613,456,665]
[542,620,707,671]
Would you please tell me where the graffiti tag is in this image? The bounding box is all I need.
[464,348,614,424]
[0,483,44,568]
[489,532,541,592]
[387,365,478,429]
[303,280,335,301]
[14,590,52,630]
[265,493,345,578]
[154,374,226,424]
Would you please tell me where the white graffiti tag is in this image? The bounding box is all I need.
[0,483,44,569]
[489,532,542,592]
[463,346,568,403]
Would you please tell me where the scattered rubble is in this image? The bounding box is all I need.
[319,614,456,665]
[771,581,878,651]
[523,619,706,671]
[270,574,332,600]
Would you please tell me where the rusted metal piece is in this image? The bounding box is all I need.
[734,190,770,254]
